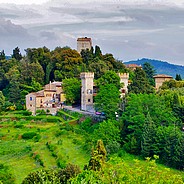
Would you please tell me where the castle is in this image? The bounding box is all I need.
[80,72,129,112]
[77,37,92,53]
[26,37,173,115]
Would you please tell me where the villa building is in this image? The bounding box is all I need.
[26,81,65,115]
[153,74,173,90]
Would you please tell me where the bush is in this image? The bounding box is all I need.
[22,132,37,140]
[21,170,59,184]
[57,163,81,183]
[0,163,15,184]
[57,158,66,169]
[14,124,24,128]
[106,141,121,154]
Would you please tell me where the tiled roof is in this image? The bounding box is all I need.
[77,37,91,42]
[31,90,44,97]
[126,64,142,68]
[153,74,173,78]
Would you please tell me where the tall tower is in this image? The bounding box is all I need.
[80,72,94,111]
[118,73,129,97]
[77,37,92,53]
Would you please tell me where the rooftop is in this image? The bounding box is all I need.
[153,74,173,78]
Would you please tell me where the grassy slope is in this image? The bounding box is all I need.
[0,116,89,183]
[0,112,183,183]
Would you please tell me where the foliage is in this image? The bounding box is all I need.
[121,93,183,169]
[161,79,184,89]
[12,47,22,61]
[0,91,5,111]
[21,169,59,184]
[22,132,38,140]
[93,120,121,145]
[95,84,120,119]
[142,62,156,86]
[0,163,15,184]
[72,156,184,184]
[88,140,107,171]
[128,67,154,94]
[96,70,121,89]
[124,58,184,79]
[57,163,81,183]
[62,78,81,104]
[175,74,182,81]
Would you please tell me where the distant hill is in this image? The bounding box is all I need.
[124,58,184,79]
[5,56,11,60]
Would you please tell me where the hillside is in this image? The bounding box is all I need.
[124,58,184,79]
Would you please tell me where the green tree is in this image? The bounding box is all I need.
[12,47,22,61]
[95,84,120,119]
[88,59,109,79]
[0,91,5,111]
[128,67,154,94]
[88,140,107,171]
[0,50,5,60]
[96,70,121,89]
[62,78,81,104]
[142,62,156,86]
[94,45,103,59]
[93,120,121,145]
[141,113,157,157]
[175,74,182,81]
[81,48,94,65]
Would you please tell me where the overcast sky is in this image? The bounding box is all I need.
[0,0,184,66]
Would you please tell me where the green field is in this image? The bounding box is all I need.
[0,111,184,183]
[0,111,89,183]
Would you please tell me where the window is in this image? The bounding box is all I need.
[30,104,32,107]
[87,89,93,94]
[30,97,32,101]
[88,99,91,102]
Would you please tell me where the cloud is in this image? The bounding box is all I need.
[0,1,183,65]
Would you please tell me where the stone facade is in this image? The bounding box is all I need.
[80,72,129,112]
[80,72,94,111]
[26,81,65,115]
[77,37,92,53]
[118,73,129,97]
[153,74,173,90]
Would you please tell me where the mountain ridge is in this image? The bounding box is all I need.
[124,58,184,79]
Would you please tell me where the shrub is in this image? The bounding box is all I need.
[57,163,81,183]
[21,170,59,184]
[0,163,15,184]
[14,124,24,128]
[57,158,66,169]
[22,132,37,140]
[106,141,121,154]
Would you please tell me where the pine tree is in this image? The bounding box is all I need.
[12,47,22,61]
[143,62,156,86]
[175,74,182,81]
[128,67,154,94]
[0,50,5,60]
[88,140,107,171]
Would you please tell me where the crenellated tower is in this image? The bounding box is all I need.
[80,72,94,111]
[118,73,129,97]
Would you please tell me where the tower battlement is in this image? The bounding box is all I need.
[118,73,129,79]
[80,72,94,79]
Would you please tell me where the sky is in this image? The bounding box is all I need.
[0,0,184,66]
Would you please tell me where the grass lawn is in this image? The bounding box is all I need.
[0,112,89,183]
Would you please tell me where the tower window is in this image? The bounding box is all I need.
[30,97,32,101]
[88,99,91,102]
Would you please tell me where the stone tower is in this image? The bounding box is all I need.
[77,37,92,53]
[118,73,129,97]
[80,72,94,111]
